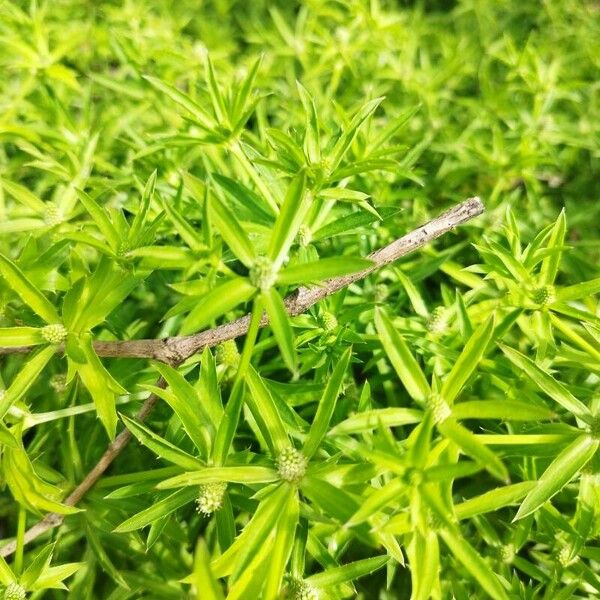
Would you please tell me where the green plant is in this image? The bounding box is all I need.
[0,1,599,598]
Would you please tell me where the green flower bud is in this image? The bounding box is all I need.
[196,481,227,516]
[50,374,67,393]
[426,307,448,334]
[4,583,26,600]
[44,203,62,226]
[531,285,556,306]
[298,225,312,247]
[319,311,338,332]
[288,578,319,600]
[250,256,276,291]
[499,543,515,564]
[41,324,67,344]
[557,544,577,567]
[373,284,389,304]
[427,393,451,425]
[216,340,240,369]
[277,447,307,484]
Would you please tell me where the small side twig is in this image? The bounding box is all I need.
[0,197,484,557]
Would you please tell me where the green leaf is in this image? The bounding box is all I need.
[76,188,121,251]
[297,81,320,164]
[374,309,430,404]
[438,420,508,482]
[327,407,423,436]
[209,193,256,267]
[438,525,508,600]
[121,414,204,471]
[267,170,308,268]
[307,555,389,587]
[303,347,351,458]
[277,257,372,285]
[157,466,279,489]
[346,478,405,527]
[180,277,256,335]
[114,488,198,532]
[514,434,599,521]
[245,365,289,454]
[191,538,224,600]
[144,75,213,129]
[540,209,566,285]
[0,253,60,323]
[2,443,80,515]
[407,530,439,600]
[0,555,15,586]
[1,178,46,213]
[76,335,126,438]
[20,543,55,589]
[455,481,536,520]
[262,491,299,600]
[0,326,45,347]
[499,345,590,420]
[212,484,290,578]
[556,277,600,303]
[441,314,494,405]
[262,288,297,373]
[153,363,214,457]
[328,97,384,172]
[452,400,556,421]
[0,345,56,419]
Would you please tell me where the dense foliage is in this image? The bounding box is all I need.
[0,0,599,598]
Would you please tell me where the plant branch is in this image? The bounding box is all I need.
[0,197,484,557]
[0,197,485,362]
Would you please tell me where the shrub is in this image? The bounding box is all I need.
[0,1,598,598]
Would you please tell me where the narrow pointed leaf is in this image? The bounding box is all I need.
[374,309,430,404]
[262,288,297,373]
[0,253,60,323]
[303,347,351,458]
[515,434,599,521]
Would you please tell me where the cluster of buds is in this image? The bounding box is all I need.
[196,482,227,516]
[50,374,68,393]
[216,340,240,370]
[426,306,448,334]
[41,324,68,344]
[277,447,307,484]
[4,583,26,600]
[43,203,62,226]
[499,543,515,564]
[531,284,556,307]
[427,393,451,425]
[557,544,578,568]
[288,578,319,600]
[297,225,312,247]
[249,256,277,291]
[319,311,338,332]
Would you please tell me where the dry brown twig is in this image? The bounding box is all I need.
[0,197,484,557]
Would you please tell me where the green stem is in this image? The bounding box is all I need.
[14,505,26,576]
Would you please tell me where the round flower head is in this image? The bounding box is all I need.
[298,225,312,247]
[44,203,62,226]
[426,306,448,334]
[289,578,319,600]
[427,393,451,425]
[41,324,68,344]
[216,340,240,369]
[499,543,515,564]
[531,285,556,307]
[319,312,338,332]
[4,583,26,600]
[196,481,227,516]
[277,447,307,484]
[249,256,276,291]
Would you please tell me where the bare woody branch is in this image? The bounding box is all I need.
[0,197,484,557]
[0,197,485,363]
